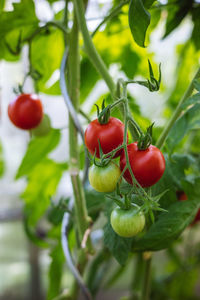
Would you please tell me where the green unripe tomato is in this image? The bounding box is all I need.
[31,114,51,137]
[89,162,121,193]
[111,205,145,238]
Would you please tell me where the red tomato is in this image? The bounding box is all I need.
[177,192,200,225]
[120,142,165,187]
[84,117,125,158]
[8,94,43,130]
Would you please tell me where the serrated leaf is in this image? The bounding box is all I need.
[133,198,200,251]
[128,0,150,47]
[16,129,61,179]
[104,222,132,265]
[133,178,200,251]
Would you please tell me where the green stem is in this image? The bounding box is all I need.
[91,0,129,37]
[141,257,152,300]
[156,67,200,149]
[67,13,90,245]
[130,253,144,300]
[74,0,116,98]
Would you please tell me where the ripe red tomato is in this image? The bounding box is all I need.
[84,117,125,158]
[177,191,200,225]
[120,142,165,187]
[8,94,43,130]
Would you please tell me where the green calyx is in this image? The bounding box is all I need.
[137,123,154,150]
[95,99,111,124]
[93,140,111,167]
[107,194,132,210]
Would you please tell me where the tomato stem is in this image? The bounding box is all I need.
[141,256,152,300]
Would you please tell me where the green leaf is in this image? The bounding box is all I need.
[120,45,141,78]
[0,0,5,12]
[181,93,200,110]
[191,7,200,50]
[163,0,193,39]
[22,158,67,226]
[143,0,157,9]
[80,56,100,103]
[16,129,61,179]
[47,198,70,226]
[194,80,200,92]
[31,29,64,95]
[133,180,200,251]
[128,0,150,47]
[104,222,132,265]
[0,0,38,38]
[152,154,196,209]
[85,189,107,221]
[47,243,65,300]
[166,103,200,154]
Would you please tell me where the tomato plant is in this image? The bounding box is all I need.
[120,142,165,187]
[2,1,200,300]
[88,161,121,193]
[110,205,145,237]
[8,94,43,130]
[85,117,125,158]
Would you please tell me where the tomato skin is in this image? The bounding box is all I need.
[31,114,51,137]
[111,205,145,238]
[120,142,165,188]
[85,117,125,158]
[8,94,43,130]
[89,162,121,193]
[178,192,200,225]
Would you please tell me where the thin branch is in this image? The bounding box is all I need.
[61,207,93,300]
[91,0,129,38]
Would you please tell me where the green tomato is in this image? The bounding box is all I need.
[111,205,145,238]
[31,114,51,137]
[89,162,121,193]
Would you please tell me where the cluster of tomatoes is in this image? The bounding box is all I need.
[8,93,51,136]
[85,114,166,237]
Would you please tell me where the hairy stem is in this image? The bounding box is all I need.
[156,67,200,149]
